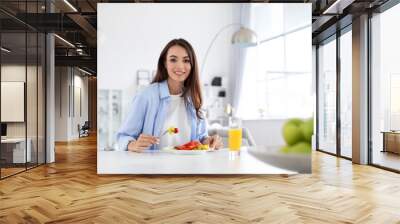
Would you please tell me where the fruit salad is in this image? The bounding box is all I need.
[174,140,209,150]
[167,127,179,135]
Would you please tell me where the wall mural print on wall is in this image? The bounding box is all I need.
[97,3,312,174]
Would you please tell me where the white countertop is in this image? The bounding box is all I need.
[1,138,27,143]
[97,147,297,174]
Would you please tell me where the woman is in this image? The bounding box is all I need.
[117,38,223,152]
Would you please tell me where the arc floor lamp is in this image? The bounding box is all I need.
[200,23,258,76]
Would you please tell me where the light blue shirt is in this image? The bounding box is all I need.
[116,80,208,151]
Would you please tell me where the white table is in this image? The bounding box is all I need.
[97,147,297,174]
[1,138,32,163]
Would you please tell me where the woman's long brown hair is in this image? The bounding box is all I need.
[152,39,204,119]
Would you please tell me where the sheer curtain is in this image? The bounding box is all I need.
[231,4,252,116]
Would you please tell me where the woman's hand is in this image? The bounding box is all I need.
[128,134,159,152]
[202,135,223,150]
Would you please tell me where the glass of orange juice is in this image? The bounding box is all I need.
[228,117,242,152]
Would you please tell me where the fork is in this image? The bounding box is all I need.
[160,127,179,137]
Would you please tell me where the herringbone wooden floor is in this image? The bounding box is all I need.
[1,134,400,224]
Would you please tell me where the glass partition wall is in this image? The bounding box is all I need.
[0,2,46,179]
[316,26,352,159]
[339,28,352,159]
[317,36,337,155]
[0,30,27,177]
[317,0,400,172]
[370,2,400,171]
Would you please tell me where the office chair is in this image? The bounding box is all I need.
[79,121,90,138]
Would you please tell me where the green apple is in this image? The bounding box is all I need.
[300,118,314,143]
[290,142,311,154]
[282,119,304,146]
[280,145,291,153]
[285,118,303,127]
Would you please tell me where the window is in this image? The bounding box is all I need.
[237,5,312,120]
[390,74,400,130]
[340,29,352,158]
[317,38,337,154]
[371,3,400,171]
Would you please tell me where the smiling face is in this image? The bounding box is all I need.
[153,39,203,119]
[165,45,192,84]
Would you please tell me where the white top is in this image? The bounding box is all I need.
[159,94,191,149]
[97,147,297,174]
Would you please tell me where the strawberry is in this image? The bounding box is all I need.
[175,140,201,150]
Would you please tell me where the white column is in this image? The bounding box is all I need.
[352,14,369,164]
[45,0,56,163]
[312,45,317,150]
[46,33,55,163]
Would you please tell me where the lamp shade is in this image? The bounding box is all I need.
[231,27,258,47]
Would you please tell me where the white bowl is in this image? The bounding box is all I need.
[248,146,311,173]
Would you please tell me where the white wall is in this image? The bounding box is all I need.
[98,3,240,120]
[1,65,26,81]
[73,73,89,138]
[55,67,89,141]
[55,67,68,141]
